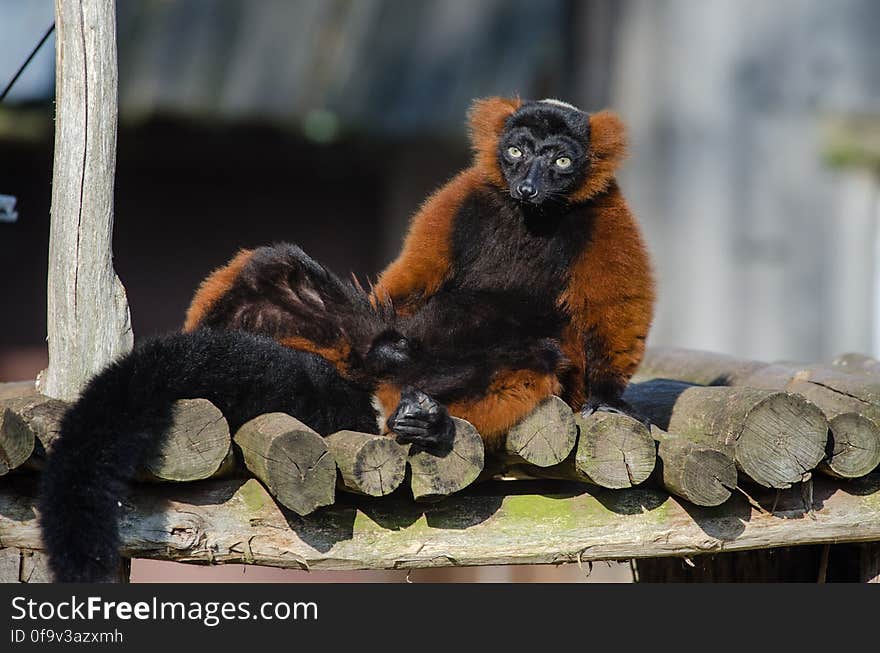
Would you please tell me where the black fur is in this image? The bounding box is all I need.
[39,329,379,583]
[390,288,565,402]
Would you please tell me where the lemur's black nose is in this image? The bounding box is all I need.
[516,181,538,200]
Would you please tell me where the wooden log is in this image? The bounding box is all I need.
[0,405,35,475]
[325,430,407,496]
[737,365,880,478]
[0,394,68,472]
[653,427,737,507]
[44,0,133,401]
[500,395,577,467]
[0,548,53,583]
[622,383,737,505]
[0,394,234,482]
[0,546,127,583]
[514,412,655,489]
[625,379,827,488]
[821,413,880,479]
[408,417,484,501]
[4,474,880,571]
[631,352,880,480]
[574,412,656,488]
[662,384,827,489]
[141,399,232,482]
[634,347,766,385]
[741,363,880,420]
[233,413,336,515]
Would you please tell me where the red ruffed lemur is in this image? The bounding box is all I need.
[39,97,653,582]
[370,97,654,438]
[184,96,655,445]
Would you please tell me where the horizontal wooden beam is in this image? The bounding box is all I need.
[5,474,879,571]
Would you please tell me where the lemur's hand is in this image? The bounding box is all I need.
[580,396,651,428]
[387,387,455,456]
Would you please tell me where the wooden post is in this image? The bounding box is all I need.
[42,0,132,401]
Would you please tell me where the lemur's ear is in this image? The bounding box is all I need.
[570,110,629,202]
[468,96,521,185]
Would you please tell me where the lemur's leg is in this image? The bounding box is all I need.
[377,369,561,453]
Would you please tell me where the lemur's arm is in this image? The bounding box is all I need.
[560,183,655,412]
[371,169,485,312]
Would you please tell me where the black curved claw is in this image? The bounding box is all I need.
[387,387,455,455]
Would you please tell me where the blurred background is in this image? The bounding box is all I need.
[2,0,880,581]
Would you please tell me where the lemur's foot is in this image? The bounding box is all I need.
[580,398,651,428]
[387,388,455,455]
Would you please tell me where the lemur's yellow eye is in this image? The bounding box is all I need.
[507,146,523,158]
[556,156,572,169]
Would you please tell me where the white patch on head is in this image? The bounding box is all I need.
[372,394,387,433]
[539,98,582,113]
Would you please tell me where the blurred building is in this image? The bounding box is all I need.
[2,0,880,581]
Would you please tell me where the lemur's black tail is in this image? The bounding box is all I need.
[39,329,379,582]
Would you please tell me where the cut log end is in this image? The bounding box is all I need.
[502,395,577,467]
[0,407,35,475]
[575,412,656,489]
[734,393,828,489]
[821,413,880,479]
[144,399,231,482]
[234,413,335,515]
[326,430,407,497]
[656,434,737,507]
[408,417,485,501]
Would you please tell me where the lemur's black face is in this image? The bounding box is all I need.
[498,100,590,206]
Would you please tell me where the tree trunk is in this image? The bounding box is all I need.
[43,0,132,401]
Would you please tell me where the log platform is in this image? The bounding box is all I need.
[3,344,880,582]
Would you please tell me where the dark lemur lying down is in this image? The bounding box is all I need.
[39,330,381,582]
[39,263,564,582]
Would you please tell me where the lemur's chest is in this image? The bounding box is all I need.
[448,187,592,300]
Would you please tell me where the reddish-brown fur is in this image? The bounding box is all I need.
[183,249,254,332]
[279,337,353,379]
[447,369,562,448]
[374,381,402,433]
[372,168,480,313]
